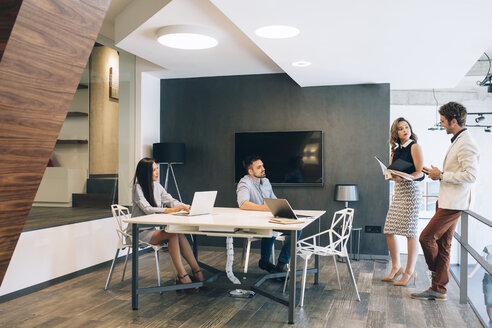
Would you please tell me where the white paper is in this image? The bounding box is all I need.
[374,156,392,179]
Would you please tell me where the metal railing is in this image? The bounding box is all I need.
[451,210,492,327]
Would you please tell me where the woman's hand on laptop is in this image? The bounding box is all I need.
[175,205,191,213]
[165,205,191,214]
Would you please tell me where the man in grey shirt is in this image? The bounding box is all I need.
[236,155,295,273]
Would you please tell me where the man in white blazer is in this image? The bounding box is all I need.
[412,102,480,301]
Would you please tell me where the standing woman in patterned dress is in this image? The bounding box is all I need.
[381,118,424,286]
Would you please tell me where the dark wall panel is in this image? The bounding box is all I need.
[0,0,22,61]
[0,0,110,284]
[160,74,390,256]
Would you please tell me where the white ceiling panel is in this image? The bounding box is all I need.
[112,0,492,88]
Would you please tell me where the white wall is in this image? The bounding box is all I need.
[136,58,162,159]
[118,51,136,206]
[0,218,117,296]
[118,56,162,206]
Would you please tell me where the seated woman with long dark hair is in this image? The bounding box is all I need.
[130,157,204,289]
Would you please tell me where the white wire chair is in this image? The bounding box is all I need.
[104,204,166,290]
[283,208,360,306]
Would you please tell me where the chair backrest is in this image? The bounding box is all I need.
[111,204,132,247]
[329,208,354,252]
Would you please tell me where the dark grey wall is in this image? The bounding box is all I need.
[160,73,390,256]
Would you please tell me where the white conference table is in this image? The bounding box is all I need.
[124,207,326,324]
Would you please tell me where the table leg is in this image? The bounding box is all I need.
[288,229,297,324]
[132,223,139,310]
[193,234,198,260]
[314,217,320,285]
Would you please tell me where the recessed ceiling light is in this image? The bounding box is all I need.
[255,25,300,39]
[292,61,311,67]
[156,25,218,50]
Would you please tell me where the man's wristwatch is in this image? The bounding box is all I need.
[439,172,444,181]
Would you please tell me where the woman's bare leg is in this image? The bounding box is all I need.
[394,237,419,284]
[178,234,204,281]
[405,237,419,274]
[384,234,402,277]
[149,231,191,283]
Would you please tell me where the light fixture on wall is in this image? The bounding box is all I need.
[255,25,300,39]
[428,88,444,131]
[475,114,485,123]
[476,52,492,93]
[156,25,218,50]
[334,184,359,208]
[153,142,185,202]
[467,112,492,132]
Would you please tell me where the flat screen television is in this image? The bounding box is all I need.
[234,131,323,186]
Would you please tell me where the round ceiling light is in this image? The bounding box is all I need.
[255,25,300,39]
[292,61,312,67]
[156,25,218,50]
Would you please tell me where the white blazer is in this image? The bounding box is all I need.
[438,130,480,210]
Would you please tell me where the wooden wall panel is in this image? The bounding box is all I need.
[0,0,110,284]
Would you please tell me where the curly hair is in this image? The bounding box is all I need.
[439,102,467,127]
[389,117,418,152]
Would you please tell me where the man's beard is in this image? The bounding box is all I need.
[254,172,265,179]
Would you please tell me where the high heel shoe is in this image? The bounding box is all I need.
[191,269,204,283]
[393,271,417,286]
[176,273,198,294]
[381,267,404,282]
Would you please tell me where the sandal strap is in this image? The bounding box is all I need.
[192,269,201,274]
[177,273,189,279]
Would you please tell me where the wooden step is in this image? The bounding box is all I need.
[72,193,117,208]
[86,178,117,194]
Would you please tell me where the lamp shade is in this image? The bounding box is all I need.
[334,184,359,202]
[153,142,185,164]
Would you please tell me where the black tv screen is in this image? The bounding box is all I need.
[235,131,323,186]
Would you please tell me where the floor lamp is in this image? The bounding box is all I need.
[153,142,185,202]
[334,184,359,208]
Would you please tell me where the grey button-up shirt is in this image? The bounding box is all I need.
[127,182,185,243]
[236,175,276,207]
[132,182,183,218]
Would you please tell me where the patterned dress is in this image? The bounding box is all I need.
[384,141,422,238]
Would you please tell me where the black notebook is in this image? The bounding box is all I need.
[387,158,413,172]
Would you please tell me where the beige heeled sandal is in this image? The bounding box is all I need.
[393,271,417,286]
[381,267,404,282]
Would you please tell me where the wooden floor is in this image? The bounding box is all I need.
[0,248,482,327]
[24,207,112,232]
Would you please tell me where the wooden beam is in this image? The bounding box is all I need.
[0,0,110,284]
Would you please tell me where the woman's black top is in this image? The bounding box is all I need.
[390,141,424,181]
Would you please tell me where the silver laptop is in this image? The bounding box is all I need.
[173,191,217,216]
[263,198,312,220]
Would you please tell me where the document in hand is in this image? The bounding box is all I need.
[374,156,414,181]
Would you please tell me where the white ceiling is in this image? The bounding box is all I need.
[106,0,492,89]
